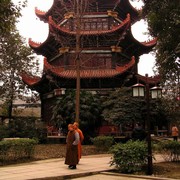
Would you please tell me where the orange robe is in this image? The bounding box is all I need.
[76,128,84,161]
[172,126,179,137]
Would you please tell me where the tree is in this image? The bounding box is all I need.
[51,90,102,140]
[136,0,180,125]
[0,1,40,118]
[160,97,180,126]
[0,28,39,118]
[102,87,146,126]
[142,0,180,87]
[102,87,170,131]
[0,0,26,36]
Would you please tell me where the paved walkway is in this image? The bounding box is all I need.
[0,154,175,180]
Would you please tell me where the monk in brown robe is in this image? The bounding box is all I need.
[65,124,80,169]
[73,122,84,162]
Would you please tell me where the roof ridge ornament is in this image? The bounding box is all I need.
[107,10,118,18]
[64,12,74,19]
[141,38,158,46]
[35,7,47,15]
[59,47,70,54]
[29,38,42,47]
[111,46,122,52]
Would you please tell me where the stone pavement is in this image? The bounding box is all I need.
[0,154,176,180]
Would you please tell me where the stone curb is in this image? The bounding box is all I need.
[29,170,177,180]
[30,170,110,180]
[101,172,177,180]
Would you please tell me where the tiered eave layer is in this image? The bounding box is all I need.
[35,0,140,24]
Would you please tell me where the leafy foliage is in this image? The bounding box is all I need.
[0,138,37,164]
[149,98,170,129]
[110,140,148,173]
[102,87,175,130]
[0,117,44,141]
[51,90,102,141]
[0,1,40,117]
[154,98,180,125]
[142,0,180,88]
[91,136,114,151]
[157,140,180,162]
[136,0,180,115]
[0,28,39,99]
[102,87,146,126]
[7,117,38,138]
[0,0,26,35]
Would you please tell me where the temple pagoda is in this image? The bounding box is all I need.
[22,0,160,123]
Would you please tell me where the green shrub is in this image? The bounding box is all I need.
[0,125,10,141]
[91,136,114,151]
[158,140,180,162]
[0,118,47,144]
[0,138,38,165]
[110,140,147,173]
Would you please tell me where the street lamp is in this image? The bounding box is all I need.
[132,74,162,175]
[151,86,162,99]
[132,83,145,97]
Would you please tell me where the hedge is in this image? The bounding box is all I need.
[91,136,114,151]
[0,138,38,165]
[157,140,180,162]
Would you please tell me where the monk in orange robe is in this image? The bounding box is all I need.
[172,124,179,141]
[73,122,84,162]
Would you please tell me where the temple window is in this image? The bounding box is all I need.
[65,54,112,69]
[62,17,114,31]
[84,22,91,30]
[91,22,96,30]
[97,23,102,29]
[102,22,108,29]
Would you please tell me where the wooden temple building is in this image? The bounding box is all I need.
[22,0,160,127]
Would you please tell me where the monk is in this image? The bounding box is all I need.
[65,124,79,169]
[172,124,179,141]
[73,122,84,162]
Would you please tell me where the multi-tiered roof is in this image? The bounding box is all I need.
[22,0,159,94]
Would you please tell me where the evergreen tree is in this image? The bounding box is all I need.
[52,90,102,140]
[102,87,146,126]
[142,0,180,88]
[140,0,180,126]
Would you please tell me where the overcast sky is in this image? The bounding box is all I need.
[13,0,156,76]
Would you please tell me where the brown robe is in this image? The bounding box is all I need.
[65,130,78,165]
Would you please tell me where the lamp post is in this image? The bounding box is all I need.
[132,74,162,175]
[0,81,3,95]
[75,0,81,123]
